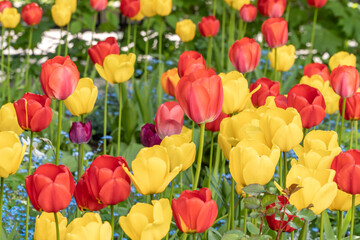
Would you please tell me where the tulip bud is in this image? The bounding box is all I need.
[329,51,356,71]
[140,0,156,17]
[90,0,108,11]
[0,103,23,135]
[330,65,359,98]
[229,38,261,73]
[307,0,327,8]
[154,0,172,16]
[303,63,330,81]
[88,37,120,66]
[224,0,250,10]
[261,17,288,48]
[69,121,92,144]
[120,0,140,18]
[55,0,76,13]
[239,4,257,22]
[34,212,67,240]
[268,44,295,72]
[175,19,196,43]
[51,4,71,27]
[198,16,220,37]
[250,77,280,107]
[257,0,286,18]
[177,51,207,77]
[339,92,360,120]
[0,1,11,13]
[140,123,162,147]
[155,101,184,139]
[0,8,20,28]
[21,3,42,26]
[161,68,180,97]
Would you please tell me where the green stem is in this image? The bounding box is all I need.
[350,195,356,240]
[279,149,283,188]
[169,180,174,202]
[285,0,291,22]
[0,177,4,239]
[157,17,164,107]
[327,114,332,131]
[339,98,346,144]
[78,143,83,180]
[230,178,235,229]
[127,21,132,51]
[117,83,122,156]
[25,131,34,240]
[264,48,269,76]
[192,233,196,240]
[24,27,33,93]
[213,0,217,16]
[300,220,308,240]
[111,205,114,240]
[355,121,358,149]
[84,13,97,77]
[335,113,340,133]
[242,22,247,39]
[220,4,226,71]
[338,211,343,240]
[308,8,318,64]
[131,23,138,96]
[227,9,236,70]
[54,212,60,240]
[57,27,63,56]
[213,140,221,184]
[6,30,11,102]
[180,171,183,192]
[55,100,63,165]
[243,204,248,234]
[182,233,188,240]
[1,27,4,99]
[291,232,294,240]
[144,20,150,86]
[64,23,70,56]
[193,123,205,190]
[238,196,242,228]
[283,152,287,187]
[350,120,354,149]
[206,37,213,66]
[320,211,324,240]
[208,132,214,188]
[274,47,278,83]
[103,82,108,154]
[238,19,243,40]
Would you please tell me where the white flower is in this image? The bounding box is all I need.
[21,137,46,159]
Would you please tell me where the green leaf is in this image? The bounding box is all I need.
[296,208,317,222]
[221,230,245,240]
[323,211,336,240]
[60,152,77,173]
[244,197,261,210]
[70,20,82,34]
[242,184,266,196]
[261,194,276,207]
[287,216,304,230]
[247,222,260,235]
[341,210,352,237]
[122,143,143,167]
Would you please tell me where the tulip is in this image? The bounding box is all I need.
[172,188,218,233]
[87,155,131,205]
[140,0,156,17]
[330,65,359,98]
[40,56,80,100]
[140,123,162,147]
[180,126,193,143]
[55,0,76,13]
[0,8,20,28]
[123,145,181,195]
[64,78,98,116]
[307,0,327,8]
[21,3,42,26]
[303,63,330,81]
[0,103,23,135]
[268,44,295,72]
[95,53,136,84]
[155,101,184,139]
[14,93,53,132]
[230,139,280,193]
[198,16,220,37]
[229,38,261,74]
[88,37,120,66]
[250,77,280,107]
[25,163,75,212]
[154,0,172,16]
[90,0,108,11]
[65,213,112,239]
[257,0,286,17]
[224,0,250,10]
[175,19,196,43]
[339,92,360,120]
[34,212,67,240]
[329,51,356,71]
[120,0,140,18]
[160,134,196,171]
[131,11,144,21]
[177,51,206,77]
[266,196,297,233]
[261,17,288,48]
[175,69,223,124]
[161,68,180,97]
[120,199,172,240]
[239,4,257,22]
[69,121,92,144]
[205,112,230,132]
[329,189,360,211]
[51,4,71,27]
[0,1,11,13]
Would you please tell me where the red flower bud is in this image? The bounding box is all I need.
[155,101,184,139]
[239,4,257,22]
[303,63,330,81]
[257,0,287,18]
[0,1,11,13]
[198,16,220,37]
[307,0,327,8]
[339,92,360,120]
[178,51,207,78]
[21,3,42,26]
[120,0,140,18]
[229,37,261,73]
[69,121,92,144]
[90,0,108,11]
[330,65,359,98]
[261,17,288,48]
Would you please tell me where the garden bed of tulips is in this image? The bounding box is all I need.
[0,0,360,239]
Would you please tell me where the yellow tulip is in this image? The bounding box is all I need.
[131,11,144,21]
[175,19,196,42]
[0,103,23,135]
[329,51,356,71]
[0,8,20,29]
[160,134,196,171]
[224,0,250,10]
[329,189,360,211]
[95,53,136,84]
[154,0,172,16]
[180,126,193,142]
[119,199,172,240]
[55,0,77,13]
[51,4,72,27]
[0,131,26,178]
[64,78,98,116]
[268,45,296,72]
[123,145,181,195]
[65,212,111,240]
[140,0,156,17]
[230,139,280,194]
[260,107,303,152]
[34,212,67,240]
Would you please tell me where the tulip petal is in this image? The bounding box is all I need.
[99,178,130,205]
[37,183,72,212]
[196,200,218,233]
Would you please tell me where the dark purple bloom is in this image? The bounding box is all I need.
[69,121,92,144]
[140,123,162,147]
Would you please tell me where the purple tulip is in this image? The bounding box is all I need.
[69,121,92,144]
[140,123,162,147]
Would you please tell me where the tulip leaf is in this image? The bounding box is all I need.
[341,210,352,237]
[221,230,245,240]
[323,211,336,240]
[296,209,317,222]
[287,216,304,230]
[242,184,266,196]
[250,211,261,219]
[247,222,260,235]
[261,194,276,207]
[244,197,261,210]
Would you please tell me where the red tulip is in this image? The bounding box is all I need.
[90,0,108,11]
[307,0,327,8]
[205,112,230,132]
[239,4,257,23]
[178,51,207,78]
[69,121,92,144]
[339,92,360,121]
[330,65,359,98]
[303,63,330,81]
[120,0,140,18]
[14,93,52,132]
[155,101,184,139]
[25,163,75,212]
[88,37,120,66]
[261,17,288,48]
[257,0,287,18]
[250,77,280,107]
[266,196,297,233]
[74,169,107,211]
[229,37,261,73]
[331,149,360,195]
[21,3,42,26]
[40,56,80,100]
[0,1,11,13]
[175,69,223,124]
[86,155,131,205]
[172,188,218,233]
[198,16,220,37]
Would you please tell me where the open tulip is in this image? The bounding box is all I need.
[339,92,360,120]
[120,199,172,240]
[175,19,196,43]
[329,51,356,71]
[303,63,330,81]
[239,4,257,22]
[161,68,180,97]
[51,4,71,27]
[69,121,92,144]
[88,37,120,66]
[34,212,67,240]
[25,163,75,212]
[0,1,11,13]
[198,16,220,37]
[155,101,184,139]
[330,65,359,98]
[177,51,206,77]
[205,112,230,132]
[90,0,108,11]
[120,0,140,18]
[55,0,76,13]
[261,17,288,48]
[224,0,250,10]
[257,0,286,17]
[140,123,162,147]
[307,0,327,8]
[0,103,23,135]
[21,3,42,26]
[250,78,280,107]
[266,196,297,233]
[229,38,261,73]
[0,7,20,28]
[268,44,295,72]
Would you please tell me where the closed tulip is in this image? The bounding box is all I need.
[257,0,286,17]
[198,16,220,37]
[51,4,71,27]
[266,196,297,233]
[120,199,172,240]
[205,112,230,132]
[307,0,327,8]
[90,0,108,11]
[34,212,67,240]
[55,0,76,13]
[177,51,206,77]
[87,155,131,205]
[229,38,261,74]
[239,4,257,22]
[0,1,11,13]
[14,93,53,132]
[21,3,42,26]
[155,101,184,139]
[140,0,156,17]
[224,0,250,10]
[303,63,330,81]
[268,44,295,72]
[120,0,140,18]
[0,103,23,135]
[69,121,92,144]
[176,69,223,124]
[172,188,218,233]
[140,123,162,147]
[329,189,360,211]
[0,8,20,28]
[123,145,181,195]
[25,163,75,212]
[64,78,98,116]
[65,213,111,240]
[88,37,120,66]
[330,65,359,98]
[176,19,196,43]
[95,53,136,84]
[261,17,288,48]
[339,92,360,120]
[161,68,180,97]
[154,0,172,16]
[40,56,80,100]
[250,77,280,107]
[329,51,356,71]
